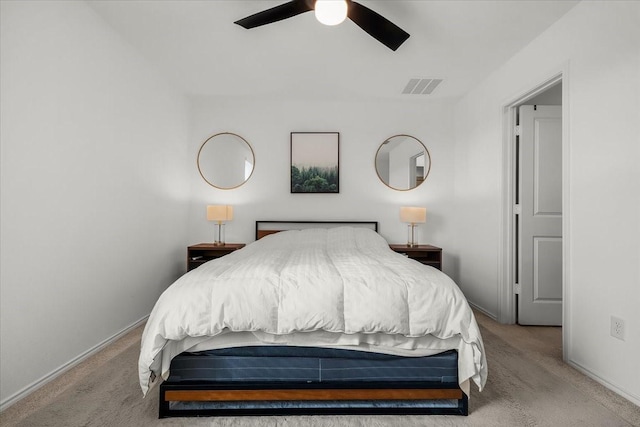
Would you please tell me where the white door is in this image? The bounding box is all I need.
[518,105,562,325]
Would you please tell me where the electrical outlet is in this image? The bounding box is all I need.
[610,316,625,341]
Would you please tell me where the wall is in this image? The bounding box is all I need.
[452,1,639,403]
[526,82,562,105]
[0,1,190,407]
[187,97,458,273]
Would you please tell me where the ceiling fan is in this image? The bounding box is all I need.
[234,0,410,51]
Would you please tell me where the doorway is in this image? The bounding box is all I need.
[499,73,569,353]
[517,101,562,325]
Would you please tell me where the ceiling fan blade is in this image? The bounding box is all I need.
[234,0,313,29]
[347,1,410,51]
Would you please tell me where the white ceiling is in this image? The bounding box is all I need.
[88,0,579,101]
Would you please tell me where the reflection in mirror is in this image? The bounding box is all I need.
[197,132,255,189]
[375,135,430,191]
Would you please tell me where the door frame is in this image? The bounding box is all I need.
[498,69,571,358]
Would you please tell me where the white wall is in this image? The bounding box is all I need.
[187,97,458,272]
[452,1,639,403]
[0,1,190,406]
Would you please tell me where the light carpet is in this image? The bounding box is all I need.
[1,311,638,427]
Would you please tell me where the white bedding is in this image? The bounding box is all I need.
[139,227,487,396]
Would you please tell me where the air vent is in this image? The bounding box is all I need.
[402,78,443,95]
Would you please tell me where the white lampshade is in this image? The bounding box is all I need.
[315,0,348,26]
[207,205,233,222]
[400,207,426,224]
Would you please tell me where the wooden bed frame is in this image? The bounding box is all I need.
[255,220,378,240]
[158,221,468,417]
[159,382,467,417]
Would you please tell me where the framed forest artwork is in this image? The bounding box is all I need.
[290,132,339,193]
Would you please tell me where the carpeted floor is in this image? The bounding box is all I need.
[2,311,639,427]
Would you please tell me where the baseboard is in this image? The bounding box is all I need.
[567,359,640,407]
[0,315,149,412]
[468,301,498,321]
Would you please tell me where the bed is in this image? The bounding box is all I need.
[139,221,487,417]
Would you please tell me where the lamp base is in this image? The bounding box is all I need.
[213,223,225,246]
[407,223,419,247]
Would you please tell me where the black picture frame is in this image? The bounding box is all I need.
[290,132,339,193]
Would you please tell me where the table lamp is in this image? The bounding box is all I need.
[207,205,233,246]
[400,206,426,247]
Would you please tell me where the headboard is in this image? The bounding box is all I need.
[255,221,378,240]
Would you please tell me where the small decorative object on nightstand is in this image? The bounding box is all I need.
[389,244,442,270]
[187,243,245,271]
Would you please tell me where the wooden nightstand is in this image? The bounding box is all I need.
[389,244,442,270]
[187,243,245,271]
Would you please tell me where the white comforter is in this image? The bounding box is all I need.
[139,227,487,395]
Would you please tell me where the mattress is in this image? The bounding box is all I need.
[166,346,459,384]
[160,346,466,416]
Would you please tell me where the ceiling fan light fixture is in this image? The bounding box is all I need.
[234,0,409,51]
[314,0,348,26]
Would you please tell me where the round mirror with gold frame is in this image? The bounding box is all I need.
[375,134,431,191]
[197,132,255,189]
